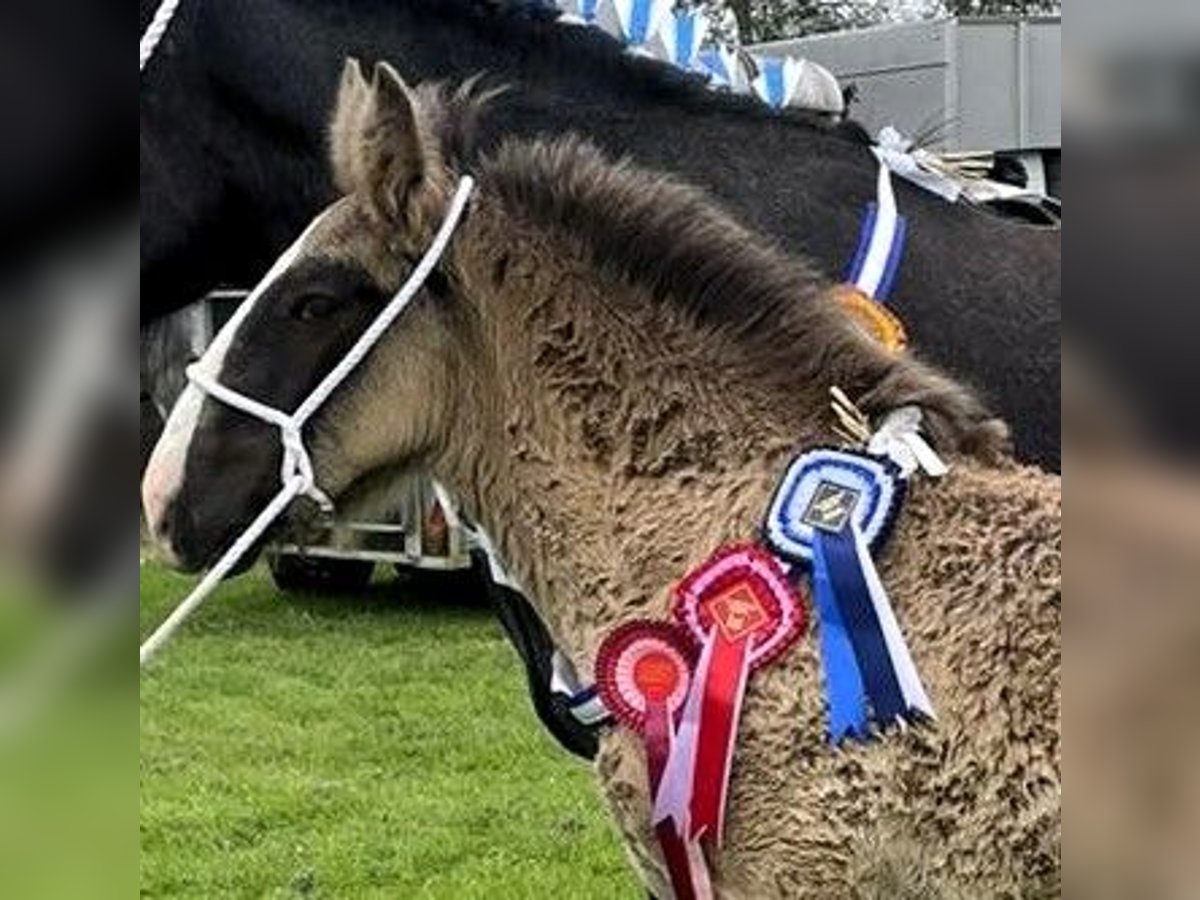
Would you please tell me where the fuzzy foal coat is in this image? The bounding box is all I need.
[438,213,1060,899]
[317,70,1061,898]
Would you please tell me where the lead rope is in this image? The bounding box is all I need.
[140,176,476,668]
[140,0,185,72]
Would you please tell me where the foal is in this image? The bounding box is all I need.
[147,61,1060,898]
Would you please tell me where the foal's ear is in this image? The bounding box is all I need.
[330,58,369,194]
[330,59,447,235]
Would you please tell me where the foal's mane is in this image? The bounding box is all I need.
[474,133,1007,463]
[482,135,848,373]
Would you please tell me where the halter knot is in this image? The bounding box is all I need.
[279,420,333,511]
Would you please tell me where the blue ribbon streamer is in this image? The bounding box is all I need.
[672,11,695,67]
[819,525,907,726]
[762,59,785,108]
[697,47,729,85]
[810,532,868,741]
[627,0,651,44]
[844,202,878,284]
[844,201,909,303]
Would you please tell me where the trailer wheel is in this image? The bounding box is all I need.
[391,563,490,607]
[268,554,375,594]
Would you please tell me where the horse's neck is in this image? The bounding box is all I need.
[151,0,859,312]
[441,230,824,667]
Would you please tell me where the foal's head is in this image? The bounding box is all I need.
[142,60,490,570]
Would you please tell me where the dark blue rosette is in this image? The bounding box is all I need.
[763,448,933,742]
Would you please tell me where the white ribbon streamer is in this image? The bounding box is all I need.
[651,623,714,835]
[872,126,962,204]
[851,523,935,721]
[868,407,949,479]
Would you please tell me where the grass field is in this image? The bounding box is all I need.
[140,562,640,898]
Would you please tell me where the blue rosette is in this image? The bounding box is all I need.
[763,448,933,742]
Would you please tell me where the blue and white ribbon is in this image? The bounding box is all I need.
[749,56,841,112]
[751,56,794,109]
[764,448,933,742]
[764,449,900,556]
[551,650,613,727]
[695,44,748,92]
[554,0,844,113]
[594,0,672,51]
[845,161,908,302]
[556,0,600,25]
[751,56,817,110]
[809,520,933,738]
[646,8,709,70]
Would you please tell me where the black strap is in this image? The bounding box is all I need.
[470,550,600,760]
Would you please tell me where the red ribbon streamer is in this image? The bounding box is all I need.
[646,701,701,900]
[688,628,753,845]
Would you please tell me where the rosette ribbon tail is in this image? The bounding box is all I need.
[648,638,710,897]
[652,630,711,837]
[814,522,934,732]
[851,524,934,720]
[688,625,753,845]
[646,702,708,900]
[809,534,869,741]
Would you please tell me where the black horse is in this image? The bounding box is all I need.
[140,0,1060,471]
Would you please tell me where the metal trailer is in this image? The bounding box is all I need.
[751,16,1061,197]
[158,292,474,593]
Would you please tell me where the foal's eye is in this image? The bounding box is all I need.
[290,292,338,321]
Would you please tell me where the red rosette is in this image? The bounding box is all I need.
[666,543,807,846]
[597,620,710,899]
[595,620,696,735]
[673,542,807,670]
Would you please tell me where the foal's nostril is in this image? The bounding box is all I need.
[151,496,193,570]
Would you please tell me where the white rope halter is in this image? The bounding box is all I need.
[140,0,184,72]
[140,176,476,667]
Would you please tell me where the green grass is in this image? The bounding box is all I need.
[140,563,639,898]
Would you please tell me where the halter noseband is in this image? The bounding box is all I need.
[185,176,475,511]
